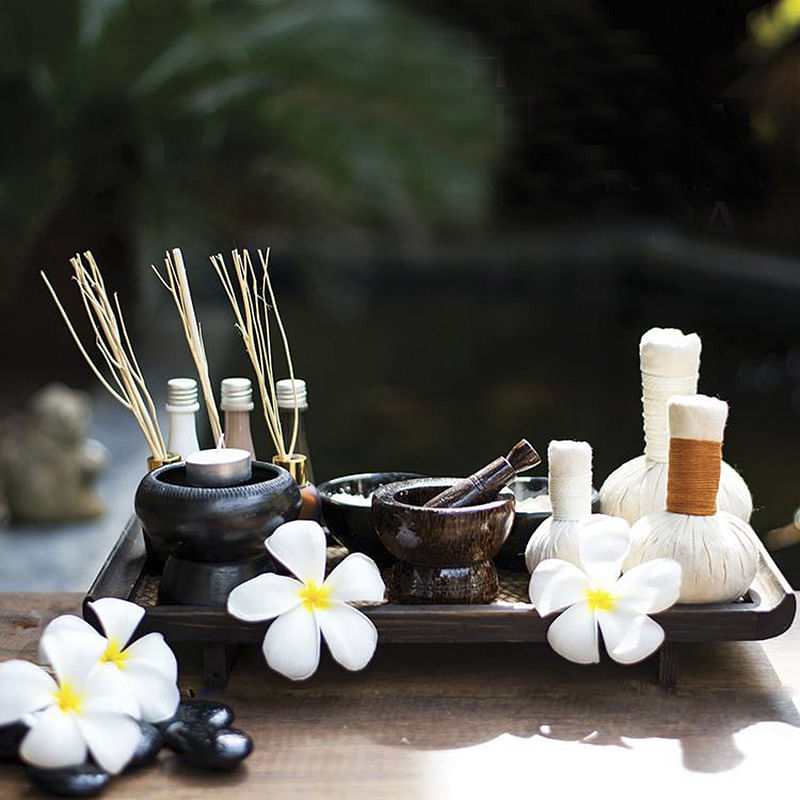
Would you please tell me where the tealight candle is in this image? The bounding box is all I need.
[185,448,252,488]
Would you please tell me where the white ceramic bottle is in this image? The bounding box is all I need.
[165,378,201,460]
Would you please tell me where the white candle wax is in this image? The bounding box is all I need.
[185,448,252,487]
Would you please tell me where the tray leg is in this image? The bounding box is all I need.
[657,642,678,688]
[203,644,238,689]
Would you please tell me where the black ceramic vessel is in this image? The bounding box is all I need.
[318,471,423,565]
[372,477,514,604]
[135,461,301,607]
[495,476,602,570]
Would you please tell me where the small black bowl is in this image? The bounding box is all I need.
[495,476,601,571]
[318,472,422,565]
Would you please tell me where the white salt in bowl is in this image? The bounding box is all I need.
[318,471,423,565]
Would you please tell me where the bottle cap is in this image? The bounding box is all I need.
[276,378,308,411]
[221,377,254,412]
[166,378,200,413]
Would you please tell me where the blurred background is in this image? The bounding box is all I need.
[1,0,800,590]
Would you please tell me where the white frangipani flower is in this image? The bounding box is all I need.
[41,598,179,723]
[0,626,140,773]
[228,520,385,681]
[529,516,682,665]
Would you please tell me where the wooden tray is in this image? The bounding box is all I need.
[85,517,797,689]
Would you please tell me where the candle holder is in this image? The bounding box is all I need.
[135,461,301,607]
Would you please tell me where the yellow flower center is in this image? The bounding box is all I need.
[54,682,83,715]
[298,581,332,612]
[100,638,129,669]
[585,588,616,612]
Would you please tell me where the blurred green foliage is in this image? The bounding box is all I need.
[0,0,498,288]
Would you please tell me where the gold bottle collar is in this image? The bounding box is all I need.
[273,453,307,485]
[147,452,182,472]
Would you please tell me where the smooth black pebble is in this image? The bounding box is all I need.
[0,721,26,761]
[164,721,252,770]
[27,763,111,797]
[159,699,234,731]
[126,720,165,769]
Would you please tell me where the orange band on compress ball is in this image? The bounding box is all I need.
[666,438,721,516]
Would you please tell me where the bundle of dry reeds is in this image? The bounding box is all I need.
[211,248,299,459]
[41,252,168,460]
[152,247,223,446]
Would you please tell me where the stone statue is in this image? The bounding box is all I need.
[0,383,109,523]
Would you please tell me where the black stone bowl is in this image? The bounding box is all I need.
[135,461,301,606]
[372,477,514,604]
[495,476,601,571]
[318,472,422,565]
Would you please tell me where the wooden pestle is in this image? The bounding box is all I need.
[424,439,541,508]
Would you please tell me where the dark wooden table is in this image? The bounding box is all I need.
[1,592,799,798]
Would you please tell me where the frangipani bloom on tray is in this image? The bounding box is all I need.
[529,516,682,665]
[0,621,141,773]
[42,597,179,723]
[228,520,385,681]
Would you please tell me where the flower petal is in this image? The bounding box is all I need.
[38,615,99,664]
[227,573,303,622]
[546,601,599,664]
[81,662,140,719]
[19,706,87,769]
[41,626,106,688]
[122,663,180,723]
[0,661,57,725]
[324,554,385,604]
[316,602,378,672]
[598,604,665,664]
[265,521,327,585]
[529,559,591,617]
[615,558,682,614]
[577,516,631,586]
[262,604,321,681]
[122,633,177,683]
[78,712,141,774]
[88,598,144,650]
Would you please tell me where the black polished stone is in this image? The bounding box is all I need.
[27,763,111,797]
[159,699,235,731]
[126,720,164,769]
[163,721,252,771]
[0,721,26,761]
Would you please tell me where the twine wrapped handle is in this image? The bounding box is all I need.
[549,440,592,521]
[665,394,728,517]
[666,439,721,515]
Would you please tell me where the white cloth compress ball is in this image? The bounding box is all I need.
[600,327,752,525]
[624,395,759,604]
[525,440,622,573]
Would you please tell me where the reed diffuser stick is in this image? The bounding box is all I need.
[258,249,299,456]
[41,252,168,460]
[210,249,299,458]
[152,247,224,446]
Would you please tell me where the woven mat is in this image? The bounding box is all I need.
[131,547,530,608]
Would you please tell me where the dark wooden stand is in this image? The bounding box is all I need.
[86,517,796,690]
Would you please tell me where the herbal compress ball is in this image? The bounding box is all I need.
[525,440,622,572]
[599,327,752,525]
[624,395,759,604]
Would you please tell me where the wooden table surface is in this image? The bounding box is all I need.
[1,592,799,799]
